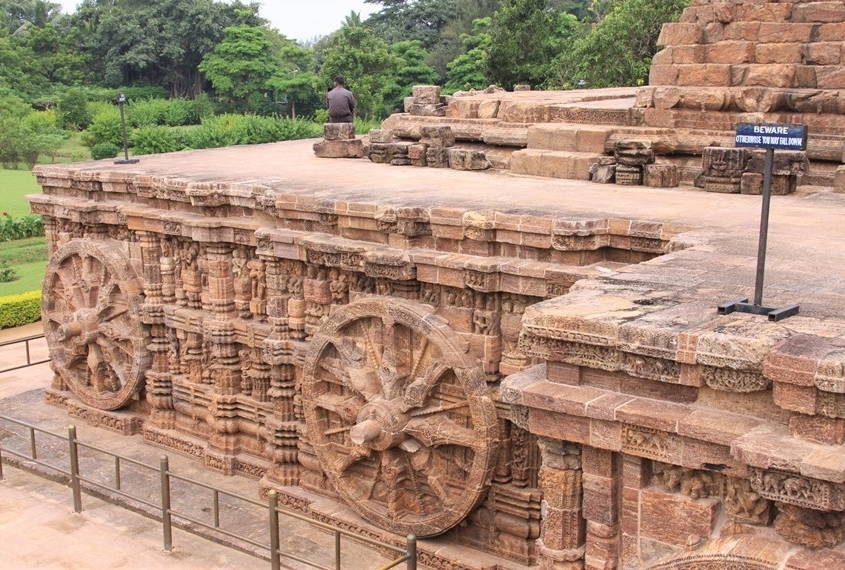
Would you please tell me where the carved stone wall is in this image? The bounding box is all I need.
[32,163,686,567]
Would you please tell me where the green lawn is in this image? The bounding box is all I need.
[0,168,41,218]
[0,237,47,297]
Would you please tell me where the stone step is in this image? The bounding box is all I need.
[527,124,612,153]
[510,149,603,181]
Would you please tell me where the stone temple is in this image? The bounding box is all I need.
[28,1,845,568]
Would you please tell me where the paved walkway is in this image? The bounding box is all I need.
[0,324,398,570]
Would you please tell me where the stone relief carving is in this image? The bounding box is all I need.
[749,467,845,512]
[301,298,499,537]
[43,239,151,410]
[725,477,771,526]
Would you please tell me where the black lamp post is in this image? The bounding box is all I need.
[115,92,139,165]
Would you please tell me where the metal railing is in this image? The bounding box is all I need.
[0,414,416,569]
[0,334,51,373]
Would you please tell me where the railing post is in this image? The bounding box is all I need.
[268,490,280,570]
[406,534,416,570]
[68,425,82,513]
[160,455,172,552]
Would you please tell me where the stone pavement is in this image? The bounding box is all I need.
[0,325,400,570]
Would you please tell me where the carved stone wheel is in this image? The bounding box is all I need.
[302,298,499,537]
[42,239,150,410]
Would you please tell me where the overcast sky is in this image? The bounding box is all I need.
[55,1,379,43]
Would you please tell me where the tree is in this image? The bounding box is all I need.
[199,23,281,112]
[70,0,266,97]
[381,40,438,113]
[444,17,491,92]
[486,0,580,89]
[319,24,398,119]
[558,0,688,88]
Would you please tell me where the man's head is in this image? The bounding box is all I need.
[333,75,345,88]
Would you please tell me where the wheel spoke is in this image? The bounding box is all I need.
[404,416,480,450]
[315,393,363,423]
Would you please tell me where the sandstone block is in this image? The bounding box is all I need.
[419,125,455,148]
[740,173,797,195]
[722,21,760,41]
[412,85,441,105]
[615,140,654,166]
[657,23,703,46]
[755,43,802,64]
[705,41,754,64]
[643,164,679,188]
[795,65,819,89]
[815,65,845,88]
[403,96,415,113]
[803,42,842,65]
[513,84,531,91]
[511,149,597,180]
[790,415,845,445]
[639,489,719,546]
[672,45,705,64]
[368,144,390,163]
[737,3,792,23]
[477,99,501,119]
[615,165,642,186]
[446,98,479,118]
[651,48,672,66]
[408,143,428,167]
[368,128,393,144]
[527,125,577,151]
[426,147,450,168]
[448,148,490,171]
[648,65,679,86]
[742,64,797,88]
[757,23,814,43]
[323,122,356,141]
[408,103,446,117]
[313,139,364,158]
[677,64,732,86]
[792,2,845,23]
[818,22,845,41]
[703,22,724,43]
[589,157,616,184]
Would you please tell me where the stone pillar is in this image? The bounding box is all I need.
[620,455,651,570]
[537,438,586,570]
[582,447,620,570]
[139,232,174,428]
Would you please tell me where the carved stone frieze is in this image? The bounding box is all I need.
[701,366,768,393]
[622,426,676,462]
[621,353,681,384]
[725,477,771,526]
[749,467,845,512]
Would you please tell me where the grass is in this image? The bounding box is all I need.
[0,168,41,217]
[0,237,47,297]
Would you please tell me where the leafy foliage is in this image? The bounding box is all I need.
[56,88,91,130]
[444,17,492,92]
[559,0,689,87]
[90,142,119,160]
[130,126,181,155]
[0,289,42,329]
[0,258,16,282]
[0,213,45,241]
[487,0,581,89]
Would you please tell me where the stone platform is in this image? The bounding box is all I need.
[29,136,845,569]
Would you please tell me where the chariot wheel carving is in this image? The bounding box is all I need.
[302,298,499,537]
[42,239,150,410]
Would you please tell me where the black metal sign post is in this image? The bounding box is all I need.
[115,93,139,165]
[717,122,806,322]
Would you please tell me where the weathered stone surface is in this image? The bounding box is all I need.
[368,128,393,144]
[639,489,719,546]
[419,125,455,148]
[643,164,679,188]
[448,148,490,171]
[313,139,364,158]
[412,84,441,105]
[323,122,356,141]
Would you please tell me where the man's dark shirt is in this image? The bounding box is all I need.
[327,86,356,123]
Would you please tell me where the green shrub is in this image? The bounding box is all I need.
[0,259,16,282]
[57,89,92,130]
[127,98,169,128]
[0,290,42,329]
[0,214,45,241]
[83,109,124,148]
[162,98,193,126]
[91,142,120,160]
[129,126,180,155]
